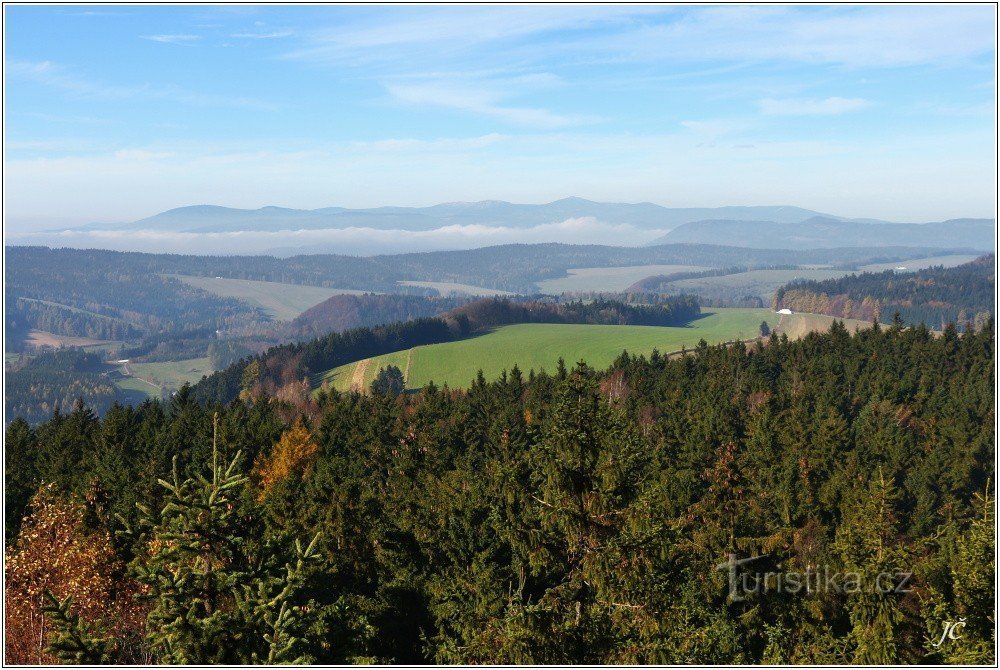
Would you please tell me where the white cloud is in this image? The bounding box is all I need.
[142,34,201,45]
[231,29,293,39]
[602,6,995,68]
[758,97,870,116]
[385,81,591,128]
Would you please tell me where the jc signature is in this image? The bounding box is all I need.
[931,618,966,648]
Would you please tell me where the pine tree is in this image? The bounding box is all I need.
[122,415,324,663]
[370,365,405,397]
[832,471,913,664]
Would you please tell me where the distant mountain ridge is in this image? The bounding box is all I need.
[74,199,847,234]
[650,216,996,251]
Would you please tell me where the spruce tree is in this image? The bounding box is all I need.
[123,415,323,663]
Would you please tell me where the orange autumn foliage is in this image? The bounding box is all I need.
[4,484,146,664]
[253,419,320,499]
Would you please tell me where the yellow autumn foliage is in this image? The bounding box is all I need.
[253,419,320,499]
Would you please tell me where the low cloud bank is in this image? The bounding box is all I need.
[7,218,667,257]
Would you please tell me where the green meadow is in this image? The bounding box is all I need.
[316,307,779,393]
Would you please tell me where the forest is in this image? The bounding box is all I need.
[4,316,994,664]
[4,350,136,425]
[775,256,994,330]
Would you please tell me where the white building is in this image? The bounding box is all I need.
[777,308,793,315]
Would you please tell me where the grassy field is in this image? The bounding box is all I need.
[316,308,779,393]
[859,254,980,273]
[664,268,855,299]
[126,357,214,391]
[535,264,710,294]
[167,274,370,321]
[397,281,515,297]
[114,375,161,400]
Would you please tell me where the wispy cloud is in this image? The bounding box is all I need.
[284,6,662,66]
[385,80,592,128]
[231,29,293,39]
[758,97,870,115]
[8,60,280,111]
[142,34,201,45]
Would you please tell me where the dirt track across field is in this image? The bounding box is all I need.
[349,358,371,392]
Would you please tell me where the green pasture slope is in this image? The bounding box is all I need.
[127,357,214,391]
[315,307,778,393]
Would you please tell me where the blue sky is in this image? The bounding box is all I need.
[4,4,996,231]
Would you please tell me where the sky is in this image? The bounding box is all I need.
[4,4,997,233]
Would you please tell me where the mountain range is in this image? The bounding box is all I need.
[14,198,993,256]
[76,198,838,233]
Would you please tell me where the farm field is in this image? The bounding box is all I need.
[25,329,121,351]
[126,356,214,391]
[662,268,855,299]
[859,254,980,273]
[774,312,872,340]
[167,274,369,321]
[316,308,779,393]
[535,264,710,294]
[397,280,515,297]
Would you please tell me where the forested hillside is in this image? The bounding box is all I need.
[4,350,137,424]
[7,244,974,299]
[5,319,994,664]
[5,248,268,354]
[775,255,995,329]
[287,294,468,339]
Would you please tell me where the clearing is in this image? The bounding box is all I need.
[124,356,214,392]
[661,268,856,300]
[859,254,980,273]
[24,329,120,351]
[397,281,516,297]
[535,264,710,294]
[167,274,370,321]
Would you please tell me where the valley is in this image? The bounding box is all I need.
[6,244,993,422]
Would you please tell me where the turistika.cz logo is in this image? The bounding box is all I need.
[716,554,914,602]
